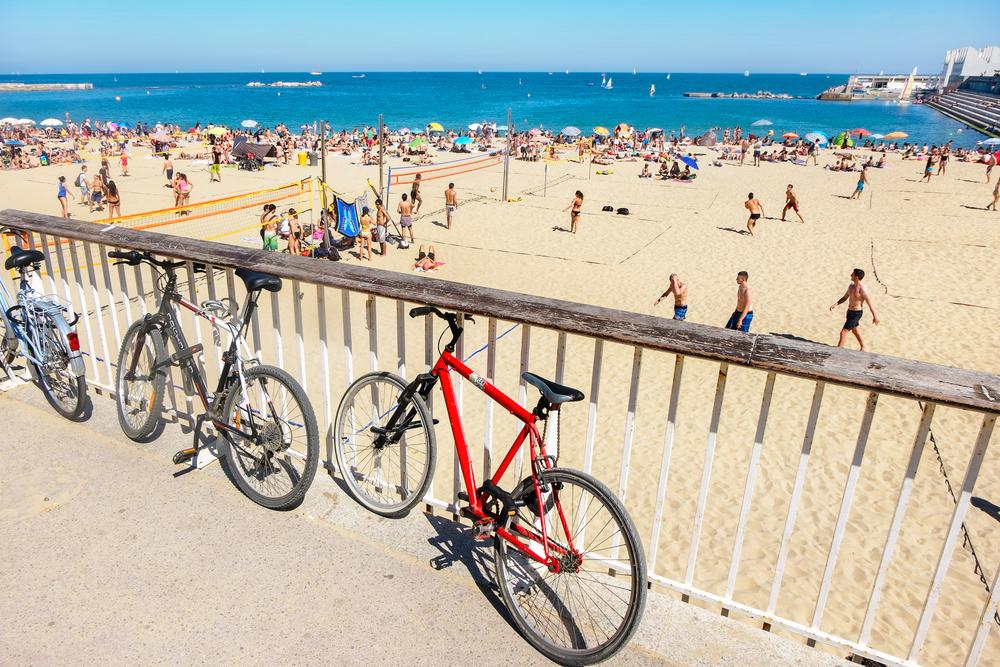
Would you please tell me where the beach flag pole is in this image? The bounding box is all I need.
[377,113,385,200]
[319,120,328,212]
[502,107,512,201]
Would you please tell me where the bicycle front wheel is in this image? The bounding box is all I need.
[494,468,647,665]
[220,365,318,511]
[115,320,166,440]
[31,315,86,420]
[333,372,436,518]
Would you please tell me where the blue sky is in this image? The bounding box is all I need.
[2,0,997,74]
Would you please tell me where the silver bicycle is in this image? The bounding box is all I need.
[0,230,87,418]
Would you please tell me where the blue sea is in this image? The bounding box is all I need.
[0,72,981,145]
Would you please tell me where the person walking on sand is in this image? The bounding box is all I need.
[444,182,458,229]
[654,273,689,320]
[374,197,389,256]
[410,173,423,214]
[119,150,129,177]
[725,271,754,332]
[76,165,90,206]
[563,190,584,233]
[987,178,1000,211]
[397,193,415,244]
[744,192,764,236]
[829,268,880,351]
[920,153,935,183]
[209,145,222,183]
[106,180,121,219]
[57,176,74,219]
[986,152,996,183]
[781,184,805,223]
[850,165,868,200]
[162,153,174,188]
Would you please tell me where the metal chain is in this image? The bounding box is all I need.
[919,401,1000,628]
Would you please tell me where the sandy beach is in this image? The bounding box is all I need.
[2,137,999,665]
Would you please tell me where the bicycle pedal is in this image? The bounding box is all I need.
[472,520,494,541]
[172,448,197,465]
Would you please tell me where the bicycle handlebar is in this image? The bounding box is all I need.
[408,306,474,323]
[106,250,195,272]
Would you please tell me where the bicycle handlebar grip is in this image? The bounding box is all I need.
[107,250,142,264]
[409,306,435,318]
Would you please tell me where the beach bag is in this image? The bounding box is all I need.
[602,205,613,212]
[616,208,630,216]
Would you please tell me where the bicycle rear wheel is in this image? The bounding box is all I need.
[494,468,647,665]
[31,315,86,420]
[220,364,318,510]
[333,372,436,518]
[115,320,166,440]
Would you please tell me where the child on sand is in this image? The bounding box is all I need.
[850,166,868,200]
[829,268,880,351]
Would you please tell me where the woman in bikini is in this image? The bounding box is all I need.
[562,190,584,234]
[105,180,121,219]
[286,208,302,256]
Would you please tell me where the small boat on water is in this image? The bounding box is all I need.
[650,84,655,96]
[603,77,613,90]
[744,69,750,77]
[799,72,808,76]
[310,72,322,76]
[666,73,671,80]
[352,74,365,78]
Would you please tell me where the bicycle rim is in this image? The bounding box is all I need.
[495,468,647,664]
[223,366,318,509]
[116,323,164,438]
[36,325,85,418]
[334,373,435,517]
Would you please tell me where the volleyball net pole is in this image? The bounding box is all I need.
[502,107,512,201]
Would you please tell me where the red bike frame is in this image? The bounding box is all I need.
[432,350,577,571]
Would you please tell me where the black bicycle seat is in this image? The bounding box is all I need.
[4,247,44,271]
[522,372,584,404]
[235,268,282,293]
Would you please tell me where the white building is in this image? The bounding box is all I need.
[940,46,1000,88]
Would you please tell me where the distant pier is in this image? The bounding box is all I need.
[0,82,93,92]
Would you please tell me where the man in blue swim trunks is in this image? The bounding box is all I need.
[654,273,688,320]
[830,268,880,351]
[725,271,753,332]
[850,165,868,200]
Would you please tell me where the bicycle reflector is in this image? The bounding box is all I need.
[66,332,80,352]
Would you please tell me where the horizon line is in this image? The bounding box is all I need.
[4,70,854,76]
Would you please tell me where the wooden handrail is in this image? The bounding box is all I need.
[3,208,999,413]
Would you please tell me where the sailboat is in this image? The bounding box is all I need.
[603,77,613,90]
[601,73,606,87]
[666,73,671,80]
[477,69,483,75]
[310,71,322,76]
[565,69,569,74]
[632,66,637,75]
[897,67,917,105]
[744,69,750,77]
[650,84,656,96]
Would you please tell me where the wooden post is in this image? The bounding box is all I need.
[319,121,328,212]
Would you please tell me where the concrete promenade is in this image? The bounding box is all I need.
[0,385,848,666]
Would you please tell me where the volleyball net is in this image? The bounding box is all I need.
[386,151,503,199]
[106,177,314,236]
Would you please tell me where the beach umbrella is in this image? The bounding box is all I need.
[454,137,474,145]
[871,133,884,139]
[118,122,131,129]
[151,132,171,142]
[427,122,444,133]
[679,155,699,170]
[0,117,17,124]
[852,128,871,136]
[782,132,798,139]
[15,118,35,126]
[593,126,610,136]
[980,137,1000,146]
[751,119,772,127]
[206,126,227,136]
[804,131,827,144]
[409,137,428,149]
[561,126,581,137]
[4,140,25,146]
[468,123,482,132]
[107,122,119,131]
[40,118,63,127]
[646,127,663,134]
[884,131,908,140]
[241,119,258,128]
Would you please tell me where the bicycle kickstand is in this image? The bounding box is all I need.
[172,413,219,469]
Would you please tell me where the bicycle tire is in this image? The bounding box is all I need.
[494,467,648,665]
[0,311,16,367]
[334,372,436,518]
[30,314,87,420]
[115,319,166,441]
[220,364,319,511]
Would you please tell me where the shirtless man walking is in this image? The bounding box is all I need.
[781,184,805,223]
[988,177,1000,211]
[444,182,458,229]
[725,271,754,332]
[397,193,415,245]
[829,268,880,351]
[410,173,423,214]
[654,273,689,320]
[374,197,390,255]
[744,192,764,236]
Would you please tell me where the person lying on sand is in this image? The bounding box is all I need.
[412,245,444,272]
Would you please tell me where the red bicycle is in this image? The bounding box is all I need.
[334,307,647,665]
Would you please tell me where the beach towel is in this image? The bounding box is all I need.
[335,197,360,237]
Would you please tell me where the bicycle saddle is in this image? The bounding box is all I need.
[235,267,282,293]
[521,372,584,404]
[5,246,44,271]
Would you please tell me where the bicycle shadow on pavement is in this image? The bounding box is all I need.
[422,512,514,624]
